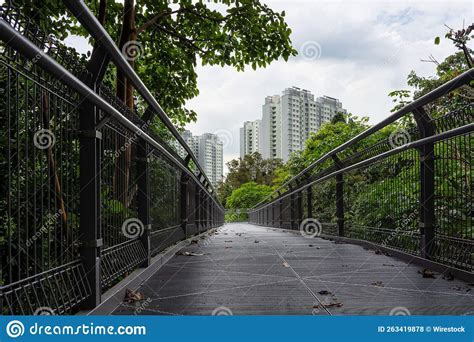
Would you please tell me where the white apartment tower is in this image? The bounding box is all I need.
[240,119,261,159]
[259,87,346,162]
[198,133,224,187]
[316,95,345,127]
[181,130,199,156]
[173,130,223,187]
[260,95,282,160]
[281,87,320,161]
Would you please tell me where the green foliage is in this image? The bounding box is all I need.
[217,152,282,206]
[226,182,273,209]
[330,111,346,124]
[391,23,474,119]
[388,89,412,113]
[225,209,248,222]
[302,113,370,165]
[273,113,389,183]
[12,0,296,127]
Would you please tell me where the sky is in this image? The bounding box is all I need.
[51,0,473,173]
[184,0,473,172]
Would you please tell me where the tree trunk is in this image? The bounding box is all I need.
[113,0,135,208]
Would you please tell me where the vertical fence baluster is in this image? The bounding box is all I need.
[79,74,102,309]
[307,187,313,219]
[332,155,345,237]
[413,107,436,259]
[137,138,151,267]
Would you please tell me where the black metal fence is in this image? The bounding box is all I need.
[0,3,224,315]
[249,70,473,275]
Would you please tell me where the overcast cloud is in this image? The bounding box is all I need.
[184,0,473,171]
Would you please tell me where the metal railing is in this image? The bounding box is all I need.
[249,69,473,276]
[0,3,224,315]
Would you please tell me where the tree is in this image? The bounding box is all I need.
[226,182,273,209]
[13,0,297,127]
[217,152,282,206]
[13,0,296,207]
[391,22,474,118]
[330,111,346,124]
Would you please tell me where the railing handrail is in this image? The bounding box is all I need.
[252,68,474,209]
[249,121,474,212]
[0,18,223,210]
[62,0,218,199]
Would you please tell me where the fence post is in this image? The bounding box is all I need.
[296,192,303,229]
[180,173,190,237]
[137,138,151,267]
[195,185,201,233]
[307,187,313,219]
[332,156,345,237]
[77,47,109,309]
[279,199,283,227]
[413,107,435,260]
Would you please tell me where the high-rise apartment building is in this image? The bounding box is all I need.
[259,87,346,162]
[316,95,345,127]
[260,95,282,160]
[172,130,223,187]
[181,130,199,156]
[240,119,261,159]
[198,133,224,187]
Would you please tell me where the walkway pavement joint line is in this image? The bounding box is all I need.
[269,243,332,316]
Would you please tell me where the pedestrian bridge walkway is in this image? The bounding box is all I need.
[93,224,473,316]
[1,3,473,316]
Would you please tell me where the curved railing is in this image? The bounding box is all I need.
[249,69,473,277]
[0,3,224,315]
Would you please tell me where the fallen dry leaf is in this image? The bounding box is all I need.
[314,302,343,308]
[123,288,145,303]
[318,290,332,295]
[443,273,454,281]
[419,268,436,278]
[175,251,204,257]
[371,281,384,287]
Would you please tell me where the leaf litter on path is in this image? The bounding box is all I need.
[175,251,205,257]
[123,288,146,303]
